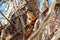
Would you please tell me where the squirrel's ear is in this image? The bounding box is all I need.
[27,11,35,19]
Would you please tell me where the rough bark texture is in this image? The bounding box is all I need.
[0,0,60,40]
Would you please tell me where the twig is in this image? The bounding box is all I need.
[1,30,4,40]
[0,11,16,29]
[0,22,4,29]
[18,10,26,40]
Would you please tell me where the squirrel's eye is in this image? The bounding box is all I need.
[29,18,31,20]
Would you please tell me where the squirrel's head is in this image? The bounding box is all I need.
[27,11,35,24]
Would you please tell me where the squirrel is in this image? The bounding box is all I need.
[26,11,38,38]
